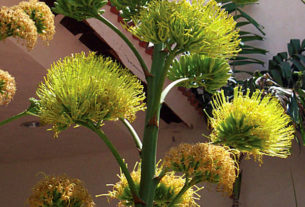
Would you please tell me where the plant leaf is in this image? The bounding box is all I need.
[237,8,265,35]
[280,62,292,80]
[287,92,300,124]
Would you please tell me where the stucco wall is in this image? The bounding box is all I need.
[240,0,305,72]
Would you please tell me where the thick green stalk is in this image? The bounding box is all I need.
[0,110,29,126]
[138,44,176,207]
[120,118,142,150]
[94,14,150,78]
[80,121,142,204]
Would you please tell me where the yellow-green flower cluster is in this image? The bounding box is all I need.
[105,163,201,207]
[209,87,295,161]
[28,174,95,207]
[36,52,146,136]
[0,69,16,106]
[168,54,231,93]
[163,143,237,195]
[130,0,240,58]
[0,0,55,50]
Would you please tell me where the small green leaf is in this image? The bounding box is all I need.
[231,60,264,66]
[287,93,300,124]
[279,62,292,80]
[222,2,238,13]
[278,52,288,60]
[239,47,268,55]
[292,59,305,71]
[296,54,305,64]
[288,43,294,57]
[236,21,251,27]
[291,39,301,54]
[274,55,283,64]
[269,68,284,86]
[241,35,264,42]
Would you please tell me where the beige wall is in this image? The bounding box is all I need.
[0,0,305,207]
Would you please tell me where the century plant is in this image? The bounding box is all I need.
[0,0,295,207]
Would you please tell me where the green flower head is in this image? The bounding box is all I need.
[208,87,295,162]
[36,52,146,136]
[130,0,240,58]
[168,54,231,93]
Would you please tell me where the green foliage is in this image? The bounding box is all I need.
[215,113,263,151]
[109,0,150,22]
[266,39,305,144]
[168,54,231,93]
[268,39,305,89]
[221,1,267,68]
[53,0,108,21]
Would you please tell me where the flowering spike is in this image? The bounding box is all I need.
[168,54,231,93]
[130,0,240,58]
[36,52,146,136]
[209,87,295,161]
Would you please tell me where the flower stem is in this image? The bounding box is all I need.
[138,44,176,207]
[160,77,189,104]
[120,118,142,150]
[0,110,29,126]
[94,14,150,79]
[80,121,142,204]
